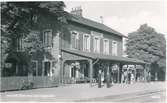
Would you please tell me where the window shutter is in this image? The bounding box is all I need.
[79,33,83,50]
[71,33,75,48]
[49,31,52,47]
[107,40,109,54]
[77,33,79,49]
[88,35,90,51]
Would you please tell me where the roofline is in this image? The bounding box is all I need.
[61,48,146,65]
[68,20,128,38]
[66,13,127,38]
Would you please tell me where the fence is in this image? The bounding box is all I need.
[1,76,60,91]
[1,76,97,91]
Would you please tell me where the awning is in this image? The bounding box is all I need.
[5,52,30,65]
[61,48,147,65]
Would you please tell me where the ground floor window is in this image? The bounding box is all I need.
[31,60,38,76]
[44,61,51,76]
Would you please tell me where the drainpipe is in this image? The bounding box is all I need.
[59,28,63,85]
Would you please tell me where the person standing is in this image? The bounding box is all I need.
[128,70,131,84]
[124,70,128,84]
[131,72,134,84]
[101,71,104,86]
[98,69,102,88]
[121,70,124,83]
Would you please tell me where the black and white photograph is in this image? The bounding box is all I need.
[0,0,166,102]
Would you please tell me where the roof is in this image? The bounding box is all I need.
[62,48,146,65]
[67,14,127,38]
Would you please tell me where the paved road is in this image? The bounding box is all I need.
[77,90,166,102]
[116,90,166,103]
[0,82,166,102]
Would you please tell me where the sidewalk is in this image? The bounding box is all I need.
[0,82,166,102]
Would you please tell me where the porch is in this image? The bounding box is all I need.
[61,48,149,85]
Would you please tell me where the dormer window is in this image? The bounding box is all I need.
[43,29,52,47]
[71,31,79,49]
[83,34,90,52]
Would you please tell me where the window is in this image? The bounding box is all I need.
[93,36,100,53]
[16,37,24,51]
[112,41,117,56]
[103,39,109,54]
[43,30,52,47]
[31,60,38,76]
[44,61,51,76]
[71,31,79,49]
[83,34,90,52]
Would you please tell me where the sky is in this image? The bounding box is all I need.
[64,1,167,36]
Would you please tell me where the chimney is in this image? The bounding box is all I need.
[100,16,103,24]
[70,6,83,17]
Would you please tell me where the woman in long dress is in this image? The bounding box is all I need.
[101,71,104,86]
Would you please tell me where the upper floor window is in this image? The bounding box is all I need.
[93,36,100,53]
[71,31,79,49]
[103,39,109,55]
[16,37,24,51]
[83,34,90,52]
[112,40,117,56]
[43,29,52,47]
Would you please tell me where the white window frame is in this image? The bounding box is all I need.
[83,34,90,52]
[71,31,79,49]
[103,39,109,55]
[112,40,118,56]
[93,36,100,53]
[32,60,38,76]
[43,29,52,47]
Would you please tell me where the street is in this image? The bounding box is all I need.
[77,90,166,102]
[0,82,166,102]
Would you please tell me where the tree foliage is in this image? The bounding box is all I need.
[1,2,66,54]
[1,2,66,75]
[1,1,67,61]
[126,24,166,80]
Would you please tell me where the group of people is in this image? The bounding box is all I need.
[121,69,135,84]
[97,68,138,88]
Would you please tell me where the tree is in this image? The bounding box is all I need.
[126,24,166,81]
[1,1,66,51]
[1,2,66,76]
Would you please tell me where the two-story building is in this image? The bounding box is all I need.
[59,8,147,84]
[4,7,148,88]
